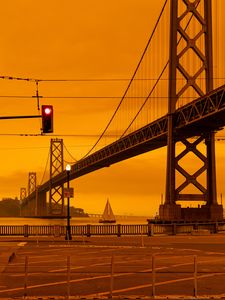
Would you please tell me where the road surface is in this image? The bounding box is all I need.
[0,234,225,298]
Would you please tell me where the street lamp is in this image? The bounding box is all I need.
[65,164,72,240]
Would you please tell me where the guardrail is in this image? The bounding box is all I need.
[0,222,224,237]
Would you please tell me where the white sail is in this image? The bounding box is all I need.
[99,199,116,223]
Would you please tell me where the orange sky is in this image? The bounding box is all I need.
[0,0,224,216]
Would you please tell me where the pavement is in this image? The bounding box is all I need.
[0,241,22,273]
[1,234,225,299]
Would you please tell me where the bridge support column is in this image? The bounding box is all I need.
[26,196,36,216]
[159,203,181,221]
[36,190,47,216]
[206,132,217,205]
[200,132,223,220]
[159,0,223,221]
[160,0,181,221]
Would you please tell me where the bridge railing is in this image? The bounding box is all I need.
[0,222,224,237]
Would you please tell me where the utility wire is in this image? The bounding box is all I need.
[1,75,225,82]
[0,76,130,82]
[0,133,119,137]
[0,95,204,99]
[0,76,37,82]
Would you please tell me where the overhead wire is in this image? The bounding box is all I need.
[0,133,120,137]
[1,75,225,83]
[0,95,207,99]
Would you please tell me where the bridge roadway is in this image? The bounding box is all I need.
[25,84,225,203]
[1,235,225,297]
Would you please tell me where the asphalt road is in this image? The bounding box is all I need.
[1,234,225,298]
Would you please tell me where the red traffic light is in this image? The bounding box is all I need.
[41,105,53,133]
[43,107,52,115]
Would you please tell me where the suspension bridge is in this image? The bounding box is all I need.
[20,0,225,222]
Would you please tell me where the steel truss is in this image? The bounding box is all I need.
[175,136,207,201]
[176,87,225,129]
[49,138,64,216]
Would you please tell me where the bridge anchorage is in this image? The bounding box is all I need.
[159,0,223,222]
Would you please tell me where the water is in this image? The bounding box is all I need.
[0,216,149,226]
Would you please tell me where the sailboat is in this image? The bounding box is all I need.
[99,199,116,223]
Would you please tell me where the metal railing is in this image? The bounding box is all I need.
[0,222,224,237]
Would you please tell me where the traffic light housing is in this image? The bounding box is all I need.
[41,105,53,133]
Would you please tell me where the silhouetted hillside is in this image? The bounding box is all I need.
[0,198,89,217]
[0,198,20,217]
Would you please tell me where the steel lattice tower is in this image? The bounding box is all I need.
[20,187,27,200]
[28,172,36,195]
[159,0,223,221]
[49,138,65,216]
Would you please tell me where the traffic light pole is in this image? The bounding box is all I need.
[0,105,53,133]
[0,115,41,120]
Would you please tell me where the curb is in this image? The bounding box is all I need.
[2,296,225,300]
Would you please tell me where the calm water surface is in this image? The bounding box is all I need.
[0,216,150,226]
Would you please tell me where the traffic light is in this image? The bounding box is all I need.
[41,105,53,133]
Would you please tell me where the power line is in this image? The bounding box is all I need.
[0,146,49,150]
[0,133,119,137]
[0,76,37,82]
[0,95,199,99]
[1,75,225,83]
[0,76,131,82]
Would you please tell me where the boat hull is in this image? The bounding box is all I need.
[99,219,116,224]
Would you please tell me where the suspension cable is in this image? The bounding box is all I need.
[120,63,169,138]
[39,150,50,185]
[120,0,201,139]
[80,0,168,159]
[63,142,77,162]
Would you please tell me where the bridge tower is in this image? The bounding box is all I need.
[159,0,223,221]
[24,172,37,216]
[19,187,26,216]
[20,187,27,200]
[49,138,65,216]
[28,172,36,195]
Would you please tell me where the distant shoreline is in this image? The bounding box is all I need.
[0,216,150,226]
